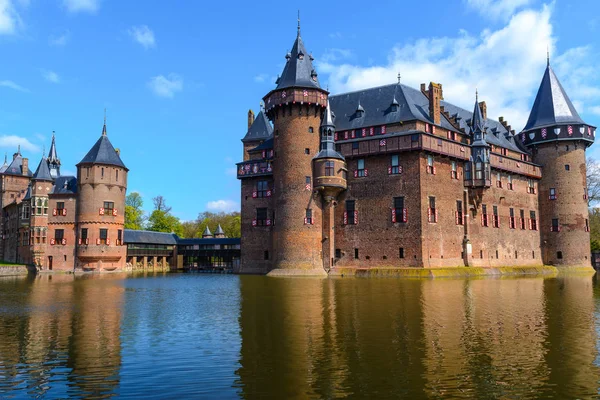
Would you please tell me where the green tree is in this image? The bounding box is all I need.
[195,211,241,238]
[147,209,183,236]
[125,192,145,230]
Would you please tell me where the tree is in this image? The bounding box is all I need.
[147,209,183,236]
[125,192,145,230]
[153,195,172,213]
[195,211,241,238]
[587,158,600,206]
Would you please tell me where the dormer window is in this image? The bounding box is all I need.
[298,51,304,60]
[356,103,365,118]
[391,97,399,112]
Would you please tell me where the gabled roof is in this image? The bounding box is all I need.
[77,123,128,170]
[523,64,585,131]
[33,157,53,181]
[242,110,273,143]
[4,151,33,177]
[51,176,77,195]
[275,27,320,90]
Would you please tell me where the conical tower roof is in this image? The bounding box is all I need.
[523,64,584,131]
[0,154,8,173]
[215,224,225,235]
[471,93,485,135]
[77,121,128,170]
[320,99,335,128]
[48,132,60,164]
[33,157,53,181]
[202,226,212,237]
[275,22,320,90]
[315,100,345,161]
[242,109,273,143]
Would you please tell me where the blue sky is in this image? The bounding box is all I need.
[1,0,599,221]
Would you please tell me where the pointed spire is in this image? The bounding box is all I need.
[32,155,53,181]
[321,99,335,128]
[102,108,107,136]
[547,46,550,67]
[471,91,485,134]
[397,72,401,84]
[3,153,6,164]
[202,225,213,238]
[297,10,301,37]
[48,131,59,163]
[17,144,20,155]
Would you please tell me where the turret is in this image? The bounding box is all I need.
[313,100,346,196]
[75,117,128,271]
[47,132,61,178]
[241,105,273,161]
[520,59,595,267]
[202,226,213,238]
[464,92,491,187]
[214,224,226,238]
[261,18,328,275]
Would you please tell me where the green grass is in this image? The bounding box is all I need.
[0,260,29,266]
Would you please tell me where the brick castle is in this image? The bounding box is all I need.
[237,23,596,275]
[0,119,127,271]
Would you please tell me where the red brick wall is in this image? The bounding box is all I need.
[240,176,273,273]
[47,195,77,271]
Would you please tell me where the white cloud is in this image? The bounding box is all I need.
[466,0,532,19]
[321,48,354,63]
[0,0,21,35]
[128,25,155,49]
[49,31,69,46]
[206,200,239,213]
[63,0,99,13]
[0,135,40,153]
[317,5,600,132]
[41,70,60,83]
[0,80,29,92]
[148,74,183,98]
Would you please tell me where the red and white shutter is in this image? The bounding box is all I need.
[106,238,110,245]
[85,238,89,245]
[304,218,308,225]
[381,125,386,134]
[252,191,257,198]
[266,219,272,226]
[52,209,57,216]
[364,169,368,177]
[99,207,105,215]
[428,208,432,223]
[432,126,436,134]
[62,238,66,245]
[369,127,374,136]
[112,209,118,216]
[266,190,272,197]
[78,238,82,245]
[425,123,430,133]
[528,219,532,230]
[432,166,436,175]
[455,211,459,225]
[391,209,397,223]
[402,208,408,223]
[399,166,403,174]
[50,238,55,245]
[62,209,67,216]
[354,170,358,178]
[252,219,257,226]
[388,166,392,174]
[435,210,439,223]
[481,214,484,226]
[343,211,348,225]
[96,238,101,245]
[354,210,358,225]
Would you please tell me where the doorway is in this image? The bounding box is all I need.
[48,256,53,270]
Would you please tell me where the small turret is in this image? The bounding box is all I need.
[214,224,226,239]
[202,226,213,238]
[313,100,347,196]
[47,132,61,178]
[464,92,491,187]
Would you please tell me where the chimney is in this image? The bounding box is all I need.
[22,158,28,176]
[478,101,487,120]
[420,83,427,97]
[428,82,442,125]
[248,109,255,130]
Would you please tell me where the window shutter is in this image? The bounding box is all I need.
[343,212,348,225]
[369,127,374,136]
[266,219,272,226]
[62,238,66,245]
[62,209,67,216]
[391,209,396,223]
[381,125,386,134]
[455,211,459,225]
[252,191,257,198]
[528,219,532,230]
[481,214,484,226]
[362,128,367,137]
[96,238,101,245]
[266,190,272,197]
[78,238,82,245]
[403,208,408,223]
[112,209,118,217]
[334,132,338,141]
[435,210,439,223]
[354,210,358,225]
[433,166,436,175]
[388,166,392,175]
[426,123,429,132]
[399,166,403,174]
[252,219,257,226]
[106,238,110,245]
[52,209,57,216]
[354,170,358,178]
[432,126,436,134]
[428,208,432,223]
[85,238,89,245]
[364,169,368,177]
[99,207,105,215]
[50,238,55,245]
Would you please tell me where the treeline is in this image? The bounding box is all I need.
[125,193,240,238]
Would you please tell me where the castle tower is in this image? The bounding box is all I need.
[313,100,347,271]
[202,226,213,238]
[30,156,54,269]
[520,60,595,267]
[262,20,329,275]
[75,119,128,271]
[465,92,491,188]
[47,132,61,178]
[214,224,226,239]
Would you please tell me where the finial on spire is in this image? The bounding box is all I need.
[17,144,20,154]
[3,153,6,164]
[102,108,107,136]
[259,100,265,111]
[52,130,55,139]
[547,46,550,67]
[398,72,401,84]
[476,88,478,102]
[297,10,301,36]
[42,145,45,157]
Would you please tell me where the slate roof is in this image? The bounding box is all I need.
[329,83,525,153]
[242,110,273,143]
[315,100,345,161]
[523,64,585,131]
[48,133,59,164]
[124,229,179,245]
[4,152,33,177]
[0,154,8,173]
[177,237,240,246]
[215,224,225,235]
[22,185,31,201]
[275,28,321,90]
[77,124,128,170]
[51,176,77,195]
[250,137,273,152]
[202,226,213,237]
[32,157,53,181]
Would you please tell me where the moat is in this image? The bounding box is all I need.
[1,273,599,399]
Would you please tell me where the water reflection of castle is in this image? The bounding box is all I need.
[236,276,600,398]
[0,274,124,398]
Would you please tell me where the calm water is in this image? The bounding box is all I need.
[0,273,599,399]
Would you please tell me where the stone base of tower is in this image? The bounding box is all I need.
[267,262,328,277]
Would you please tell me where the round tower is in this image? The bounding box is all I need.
[520,61,595,267]
[75,120,128,271]
[262,22,328,275]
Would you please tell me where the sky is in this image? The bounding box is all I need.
[1,0,599,221]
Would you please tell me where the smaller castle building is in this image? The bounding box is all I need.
[0,120,128,271]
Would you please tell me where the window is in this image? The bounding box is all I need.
[482,204,489,227]
[21,203,30,220]
[356,159,366,177]
[100,228,108,245]
[54,229,64,241]
[464,162,472,180]
[335,249,341,259]
[456,200,463,225]
[451,161,458,179]
[325,161,335,176]
[399,248,405,259]
[101,167,104,178]
[475,162,483,180]
[352,142,359,150]
[527,179,536,194]
[427,155,435,174]
[557,251,563,259]
[411,134,419,147]
[586,219,590,232]
[304,148,310,155]
[345,200,356,225]
[81,228,88,242]
[104,201,114,215]
[520,209,526,230]
[256,180,269,198]
[507,175,513,190]
[496,172,502,188]
[493,206,499,228]
[549,188,557,200]
[509,208,516,229]
[565,164,570,171]
[308,127,314,133]
[56,202,65,211]
[390,155,401,174]
[354,248,359,259]
[551,218,560,232]
[392,197,406,223]
[118,229,122,244]
[256,208,268,226]
[530,211,537,231]
[428,197,437,223]
[305,209,313,225]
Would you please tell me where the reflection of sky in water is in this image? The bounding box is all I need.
[0,274,598,399]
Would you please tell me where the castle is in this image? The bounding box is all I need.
[236,24,595,275]
[0,120,128,271]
